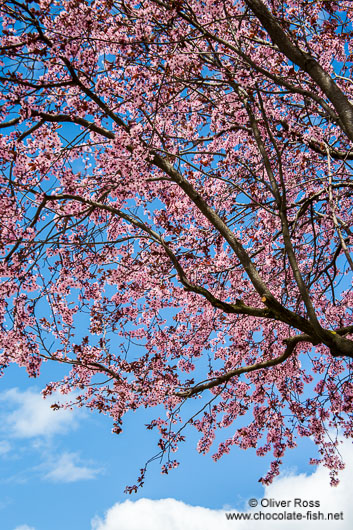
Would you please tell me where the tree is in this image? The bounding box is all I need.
[1,0,353,490]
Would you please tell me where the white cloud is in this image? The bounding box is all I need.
[0,387,102,484]
[44,451,102,483]
[91,499,229,530]
[91,440,353,530]
[14,526,35,530]
[0,388,78,438]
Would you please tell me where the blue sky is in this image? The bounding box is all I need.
[0,359,352,530]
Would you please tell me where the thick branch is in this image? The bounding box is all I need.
[244,93,323,334]
[33,112,115,140]
[41,193,273,319]
[175,337,299,398]
[244,0,353,143]
[175,324,353,398]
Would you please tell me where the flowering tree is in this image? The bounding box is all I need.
[1,0,353,489]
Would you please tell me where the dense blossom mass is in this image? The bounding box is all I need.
[1,0,353,489]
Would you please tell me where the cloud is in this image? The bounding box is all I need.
[91,499,229,530]
[13,526,36,530]
[0,387,102,484]
[91,440,353,530]
[44,452,102,483]
[0,388,78,438]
